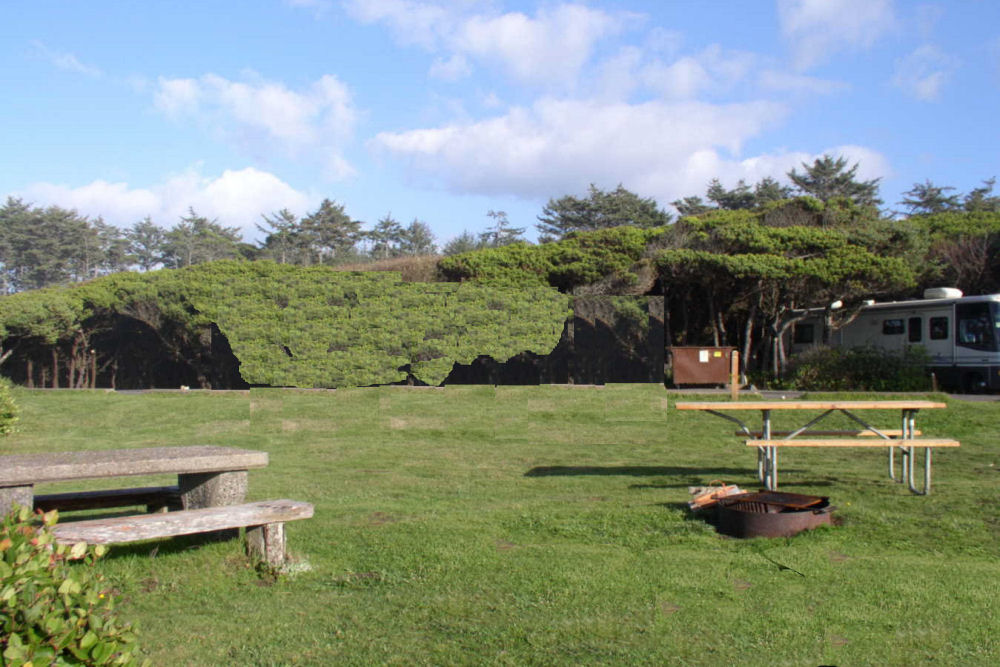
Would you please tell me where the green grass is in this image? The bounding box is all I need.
[3,385,999,665]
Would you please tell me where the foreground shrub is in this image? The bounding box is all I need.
[786,345,932,392]
[0,377,17,435]
[1,506,146,666]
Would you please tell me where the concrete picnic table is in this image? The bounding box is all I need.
[0,445,269,516]
[675,400,958,494]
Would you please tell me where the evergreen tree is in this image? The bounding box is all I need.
[367,214,404,260]
[443,231,485,256]
[753,177,794,206]
[161,209,243,268]
[899,180,961,215]
[126,217,166,271]
[398,219,437,255]
[480,210,525,248]
[300,199,363,264]
[706,179,756,210]
[787,154,882,207]
[671,195,713,217]
[537,184,671,242]
[964,178,1000,212]
[256,209,303,264]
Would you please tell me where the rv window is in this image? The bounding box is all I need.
[882,319,904,335]
[793,323,814,344]
[908,317,922,342]
[930,317,948,340]
[956,303,999,351]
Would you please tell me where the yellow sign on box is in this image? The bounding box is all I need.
[713,351,722,357]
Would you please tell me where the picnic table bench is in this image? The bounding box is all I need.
[0,445,313,566]
[675,400,959,495]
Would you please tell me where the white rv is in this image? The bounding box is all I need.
[789,288,1000,392]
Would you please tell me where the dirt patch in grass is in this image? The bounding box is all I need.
[368,512,398,526]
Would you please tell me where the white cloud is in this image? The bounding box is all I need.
[453,4,620,86]
[758,70,849,95]
[778,0,897,70]
[29,41,102,77]
[342,0,453,50]
[153,73,358,179]
[16,167,317,238]
[892,44,958,101]
[344,1,623,88]
[371,98,789,203]
[429,54,472,81]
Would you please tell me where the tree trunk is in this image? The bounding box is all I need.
[27,359,34,389]
[740,300,758,382]
[52,349,59,389]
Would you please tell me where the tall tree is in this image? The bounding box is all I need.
[898,180,961,215]
[706,179,756,210]
[398,219,437,255]
[161,208,243,269]
[753,177,795,206]
[443,231,484,256]
[537,184,671,242]
[367,214,405,260]
[299,199,363,264]
[256,209,304,264]
[126,217,166,271]
[787,154,882,207]
[964,178,1000,212]
[480,210,525,248]
[671,196,713,217]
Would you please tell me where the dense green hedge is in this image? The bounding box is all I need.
[185,262,570,387]
[0,261,570,388]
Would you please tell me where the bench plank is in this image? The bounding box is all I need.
[34,485,180,513]
[51,499,313,545]
[737,429,922,438]
[0,446,268,486]
[746,438,959,448]
[678,400,947,411]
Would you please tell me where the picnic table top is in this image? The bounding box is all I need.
[675,400,948,411]
[0,445,268,486]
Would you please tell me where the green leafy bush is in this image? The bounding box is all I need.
[0,377,18,435]
[786,345,932,392]
[1,506,146,666]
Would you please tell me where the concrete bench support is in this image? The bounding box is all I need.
[179,471,248,509]
[52,499,314,568]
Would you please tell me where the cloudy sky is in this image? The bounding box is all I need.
[2,1,998,244]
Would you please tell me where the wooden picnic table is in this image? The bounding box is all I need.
[675,400,958,494]
[0,445,269,517]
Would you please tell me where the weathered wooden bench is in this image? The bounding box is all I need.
[52,499,314,567]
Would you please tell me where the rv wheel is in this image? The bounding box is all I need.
[962,372,985,394]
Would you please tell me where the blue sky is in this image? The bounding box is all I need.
[2,1,998,245]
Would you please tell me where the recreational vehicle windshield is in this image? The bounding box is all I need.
[789,290,1000,392]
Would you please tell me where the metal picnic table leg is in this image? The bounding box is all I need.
[762,409,776,490]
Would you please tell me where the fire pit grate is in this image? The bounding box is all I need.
[715,491,835,538]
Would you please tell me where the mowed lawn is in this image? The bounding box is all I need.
[3,385,998,665]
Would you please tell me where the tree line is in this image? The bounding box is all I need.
[2,154,998,294]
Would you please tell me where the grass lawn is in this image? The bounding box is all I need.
[3,385,998,665]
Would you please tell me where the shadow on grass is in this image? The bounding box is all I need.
[525,465,753,478]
